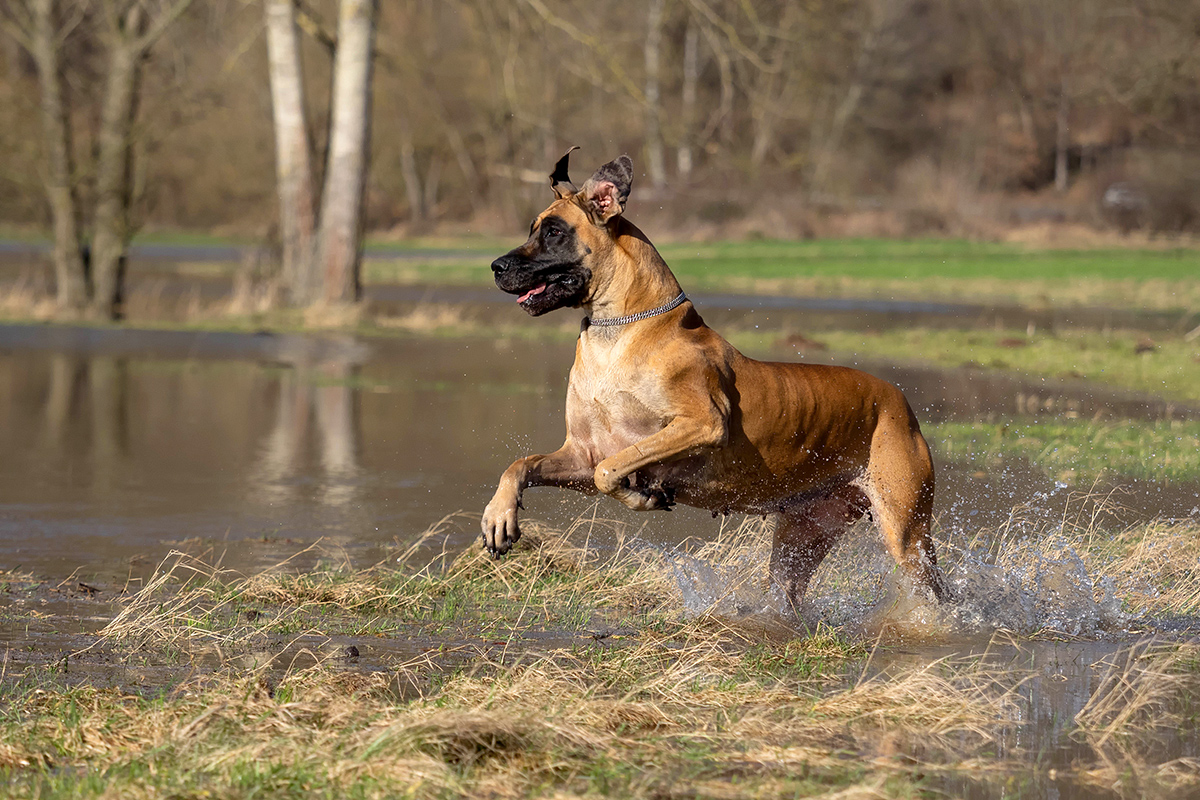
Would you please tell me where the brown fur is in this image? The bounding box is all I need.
[482,156,951,612]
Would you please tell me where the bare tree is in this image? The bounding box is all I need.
[676,14,698,179]
[264,0,316,303]
[310,0,378,306]
[3,0,88,312]
[3,0,194,320]
[264,0,377,307]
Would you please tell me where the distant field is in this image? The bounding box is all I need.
[2,233,1194,312]
[365,238,1200,312]
[748,327,1200,403]
[659,238,1198,281]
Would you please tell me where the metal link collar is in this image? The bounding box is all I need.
[586,291,688,327]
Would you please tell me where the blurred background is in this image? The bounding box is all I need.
[1,0,1197,245]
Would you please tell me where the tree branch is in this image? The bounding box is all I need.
[134,0,194,52]
[685,0,779,74]
[519,0,647,105]
[294,0,336,55]
[0,1,35,50]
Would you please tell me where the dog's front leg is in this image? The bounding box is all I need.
[594,415,726,510]
[482,443,594,556]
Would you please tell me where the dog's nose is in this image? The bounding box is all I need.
[491,257,509,275]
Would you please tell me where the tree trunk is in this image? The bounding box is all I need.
[264,0,317,304]
[312,0,378,306]
[30,0,88,312]
[1054,80,1070,193]
[676,16,698,180]
[643,0,665,190]
[699,22,734,146]
[90,14,145,320]
[398,123,423,224]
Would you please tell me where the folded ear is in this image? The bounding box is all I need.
[580,155,634,224]
[550,146,579,199]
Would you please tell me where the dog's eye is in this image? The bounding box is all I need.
[544,227,561,238]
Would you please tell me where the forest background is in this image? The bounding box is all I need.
[1,0,1196,251]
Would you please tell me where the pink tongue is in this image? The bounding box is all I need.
[517,283,547,303]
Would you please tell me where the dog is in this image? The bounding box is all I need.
[482,150,951,611]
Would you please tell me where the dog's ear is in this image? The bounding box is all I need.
[550,146,579,199]
[580,155,634,224]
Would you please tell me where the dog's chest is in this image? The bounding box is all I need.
[566,337,666,453]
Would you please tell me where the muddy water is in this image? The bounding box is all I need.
[1,323,1197,581]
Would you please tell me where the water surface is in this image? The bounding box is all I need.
[1,324,1195,582]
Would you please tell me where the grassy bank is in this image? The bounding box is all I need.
[730,326,1200,403]
[928,419,1200,483]
[2,513,1200,798]
[365,238,1200,313]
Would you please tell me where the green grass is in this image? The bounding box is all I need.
[928,419,1200,483]
[365,237,1200,312]
[6,232,1196,311]
[751,327,1200,402]
[660,238,1199,282]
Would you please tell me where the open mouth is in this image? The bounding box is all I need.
[516,283,548,305]
[496,264,589,317]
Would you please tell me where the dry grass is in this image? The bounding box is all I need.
[4,511,1200,797]
[937,491,1200,623]
[0,621,1027,798]
[1071,642,1200,795]
[0,276,58,321]
[1075,642,1200,748]
[1086,520,1200,616]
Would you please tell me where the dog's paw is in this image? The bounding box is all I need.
[481,497,521,557]
[610,484,676,512]
[643,484,676,511]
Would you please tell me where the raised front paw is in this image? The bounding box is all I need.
[611,484,676,512]
[481,495,521,557]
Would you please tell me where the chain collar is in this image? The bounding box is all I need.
[586,291,688,328]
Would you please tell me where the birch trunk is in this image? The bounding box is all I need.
[264,0,317,303]
[643,0,665,190]
[312,0,378,306]
[30,0,88,312]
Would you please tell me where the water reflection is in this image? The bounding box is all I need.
[35,353,131,498]
[254,362,362,509]
[0,324,1195,581]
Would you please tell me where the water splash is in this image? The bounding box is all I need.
[942,535,1126,636]
[665,505,1133,638]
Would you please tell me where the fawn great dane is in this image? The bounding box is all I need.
[482,151,952,610]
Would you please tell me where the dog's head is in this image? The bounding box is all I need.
[491,150,635,316]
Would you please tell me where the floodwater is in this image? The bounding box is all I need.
[1,322,1196,581]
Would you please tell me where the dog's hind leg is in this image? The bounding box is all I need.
[862,422,953,602]
[769,486,869,615]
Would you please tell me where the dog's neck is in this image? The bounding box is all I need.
[583,219,683,325]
